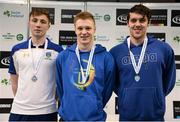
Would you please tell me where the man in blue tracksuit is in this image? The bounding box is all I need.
[110,4,176,121]
[56,11,115,121]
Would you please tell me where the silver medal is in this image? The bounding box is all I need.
[29,39,48,82]
[32,75,38,82]
[134,75,140,82]
[127,37,148,83]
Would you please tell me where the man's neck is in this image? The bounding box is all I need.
[130,36,146,46]
[77,43,93,52]
[31,36,46,47]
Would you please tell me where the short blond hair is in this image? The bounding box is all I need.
[74,11,95,26]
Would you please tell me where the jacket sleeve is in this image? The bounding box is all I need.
[102,53,115,107]
[163,47,176,96]
[9,46,18,74]
[109,47,119,96]
[56,53,63,101]
[114,62,120,95]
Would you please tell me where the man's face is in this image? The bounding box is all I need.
[29,14,50,38]
[128,12,149,40]
[75,18,96,46]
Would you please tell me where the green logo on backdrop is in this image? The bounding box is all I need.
[1,78,10,85]
[173,36,180,43]
[104,14,110,21]
[16,34,24,41]
[3,10,10,17]
[3,10,24,18]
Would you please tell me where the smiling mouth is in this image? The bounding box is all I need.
[133,27,142,29]
[81,38,87,41]
[81,36,88,39]
[134,29,141,31]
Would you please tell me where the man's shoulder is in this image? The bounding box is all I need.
[47,39,63,53]
[12,40,29,52]
[150,37,173,51]
[110,43,125,52]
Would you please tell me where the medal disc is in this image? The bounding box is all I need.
[32,75,38,82]
[134,75,140,82]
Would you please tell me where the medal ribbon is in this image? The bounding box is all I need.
[127,36,147,75]
[75,45,95,84]
[28,39,48,78]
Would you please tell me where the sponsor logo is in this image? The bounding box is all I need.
[44,51,52,60]
[93,13,111,22]
[116,9,129,25]
[116,36,126,44]
[94,13,102,21]
[172,15,180,24]
[2,33,23,41]
[117,14,127,24]
[122,53,157,65]
[175,55,180,69]
[94,35,109,41]
[104,14,111,21]
[150,9,167,26]
[173,36,180,43]
[147,33,165,42]
[62,14,72,18]
[1,56,10,66]
[0,51,11,68]
[16,34,24,41]
[2,33,15,40]
[0,99,13,113]
[171,10,180,27]
[61,9,81,23]
[3,10,10,17]
[3,10,24,18]
[59,30,77,45]
[1,78,10,85]
[173,101,180,119]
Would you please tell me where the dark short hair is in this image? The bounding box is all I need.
[29,8,50,23]
[74,11,95,26]
[127,4,151,23]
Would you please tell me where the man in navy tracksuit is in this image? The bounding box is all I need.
[110,4,176,121]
